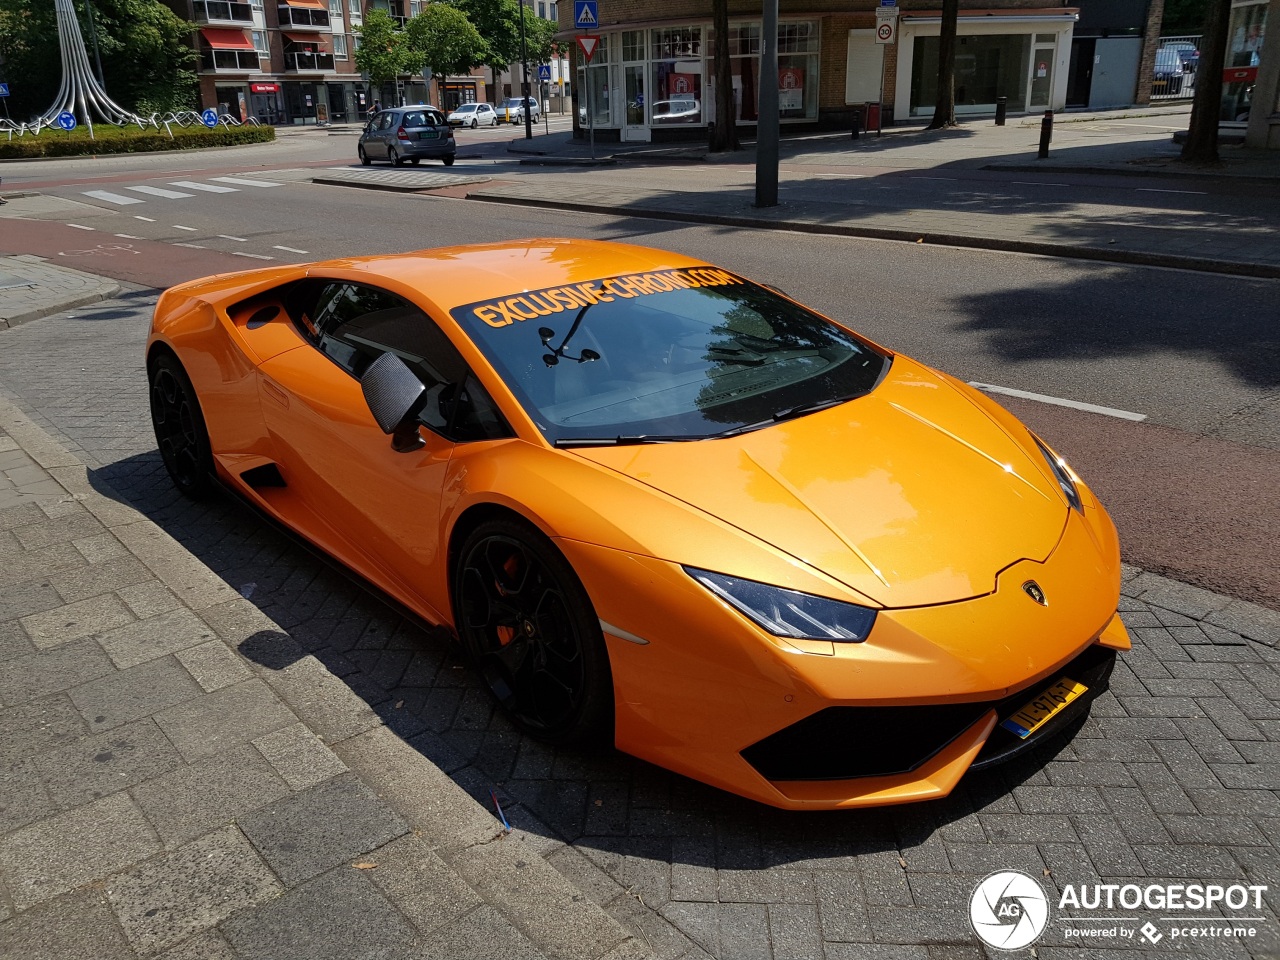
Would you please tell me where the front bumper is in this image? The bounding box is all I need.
[558,499,1126,810]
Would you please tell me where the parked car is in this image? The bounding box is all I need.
[651,97,701,124]
[1162,41,1200,73]
[448,102,498,128]
[1152,47,1185,96]
[496,96,541,124]
[358,106,456,167]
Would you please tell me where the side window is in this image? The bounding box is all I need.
[378,111,395,131]
[299,282,512,443]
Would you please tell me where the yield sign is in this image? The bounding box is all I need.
[576,35,600,62]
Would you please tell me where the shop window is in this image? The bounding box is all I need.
[1035,33,1057,43]
[649,27,703,126]
[710,20,817,124]
[623,30,644,61]
[651,26,700,60]
[910,33,1030,117]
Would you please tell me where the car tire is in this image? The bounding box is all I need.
[410,158,420,165]
[389,146,404,167]
[443,156,455,166]
[358,145,370,166]
[470,118,478,129]
[453,516,614,746]
[149,352,215,500]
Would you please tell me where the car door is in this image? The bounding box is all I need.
[256,280,511,619]
[376,111,396,157]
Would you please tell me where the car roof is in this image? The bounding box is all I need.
[307,239,711,314]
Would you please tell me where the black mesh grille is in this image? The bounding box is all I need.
[741,643,1117,782]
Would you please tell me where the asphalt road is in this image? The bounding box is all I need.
[3,136,1277,607]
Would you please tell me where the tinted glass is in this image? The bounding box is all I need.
[450,268,889,445]
[401,109,444,127]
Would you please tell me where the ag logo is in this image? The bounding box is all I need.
[969,870,1050,950]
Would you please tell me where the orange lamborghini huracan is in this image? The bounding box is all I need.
[146,239,1128,810]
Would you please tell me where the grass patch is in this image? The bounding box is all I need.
[0,123,275,159]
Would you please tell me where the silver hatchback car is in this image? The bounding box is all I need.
[358,106,456,167]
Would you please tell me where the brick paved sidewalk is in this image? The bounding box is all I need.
[0,397,647,960]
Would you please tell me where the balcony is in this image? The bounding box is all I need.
[277,4,330,28]
[194,0,254,23]
[284,50,336,71]
[200,48,261,71]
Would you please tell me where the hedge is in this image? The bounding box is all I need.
[0,124,276,159]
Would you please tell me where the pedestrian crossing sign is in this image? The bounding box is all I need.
[574,0,597,28]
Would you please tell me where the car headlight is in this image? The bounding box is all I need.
[685,568,876,642]
[1032,435,1082,512]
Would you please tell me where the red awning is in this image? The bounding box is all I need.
[200,27,255,50]
[283,31,329,46]
[280,0,326,9]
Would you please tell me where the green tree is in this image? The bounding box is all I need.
[1163,0,1211,35]
[453,0,522,99]
[708,0,739,152]
[402,4,485,106]
[0,0,195,118]
[355,9,410,90]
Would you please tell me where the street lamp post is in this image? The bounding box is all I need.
[518,0,533,140]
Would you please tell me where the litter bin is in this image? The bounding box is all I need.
[863,101,881,135]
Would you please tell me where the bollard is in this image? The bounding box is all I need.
[851,109,861,140]
[1038,109,1053,158]
[995,96,1007,126]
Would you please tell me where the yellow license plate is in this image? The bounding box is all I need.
[1000,677,1088,739]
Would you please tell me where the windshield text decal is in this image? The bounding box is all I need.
[463,268,744,329]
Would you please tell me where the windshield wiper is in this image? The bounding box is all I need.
[711,394,862,440]
[554,435,700,448]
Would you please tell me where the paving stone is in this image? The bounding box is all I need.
[362,833,483,936]
[0,638,116,708]
[68,654,202,733]
[1206,601,1280,647]
[97,606,218,669]
[10,511,105,551]
[0,758,57,835]
[237,773,408,887]
[48,554,152,605]
[71,531,129,564]
[252,721,349,791]
[417,903,547,960]
[154,929,241,960]
[246,641,382,744]
[131,742,292,847]
[0,619,35,662]
[153,678,297,762]
[0,576,64,621]
[0,791,160,907]
[768,901,822,960]
[116,579,184,619]
[814,868,871,942]
[0,888,134,960]
[221,865,424,960]
[0,693,88,766]
[35,717,183,808]
[174,638,252,692]
[825,947,929,960]
[19,593,135,650]
[867,905,970,945]
[106,824,282,954]
[1134,843,1244,879]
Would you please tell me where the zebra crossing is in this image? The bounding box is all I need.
[81,176,283,206]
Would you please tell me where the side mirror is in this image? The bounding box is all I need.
[361,352,426,452]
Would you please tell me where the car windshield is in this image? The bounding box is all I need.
[455,105,476,112]
[450,268,890,444]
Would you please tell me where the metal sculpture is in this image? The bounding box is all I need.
[37,0,148,133]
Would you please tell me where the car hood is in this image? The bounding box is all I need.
[571,357,1067,608]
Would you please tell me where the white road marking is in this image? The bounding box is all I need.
[232,251,274,260]
[82,190,144,205]
[1011,181,1070,187]
[173,225,198,231]
[113,233,142,239]
[127,185,196,199]
[172,242,206,249]
[168,180,239,193]
[134,215,156,222]
[272,245,309,254]
[969,382,1147,422]
[909,176,957,181]
[1137,187,1207,195]
[67,223,95,230]
[218,234,248,242]
[210,176,282,188]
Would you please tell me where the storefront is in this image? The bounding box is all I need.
[575,18,821,142]
[1224,0,1267,122]
[896,9,1076,118]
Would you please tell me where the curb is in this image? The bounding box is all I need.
[986,161,1280,184]
[464,192,1280,280]
[0,363,649,960]
[0,256,122,330]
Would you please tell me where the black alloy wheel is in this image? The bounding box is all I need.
[454,518,613,745]
[358,145,370,166]
[149,353,214,498]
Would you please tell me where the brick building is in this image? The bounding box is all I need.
[561,0,1085,142]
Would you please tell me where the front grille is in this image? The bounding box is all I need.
[741,642,1117,782]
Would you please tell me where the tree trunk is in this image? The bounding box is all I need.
[709,0,739,151]
[926,0,959,129]
[1182,0,1232,161]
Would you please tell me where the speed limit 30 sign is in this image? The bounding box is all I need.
[875,11,898,44]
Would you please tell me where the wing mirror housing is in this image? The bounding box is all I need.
[361,352,427,452]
